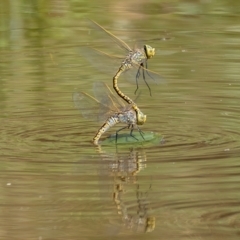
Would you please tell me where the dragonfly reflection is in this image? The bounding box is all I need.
[97,146,155,233]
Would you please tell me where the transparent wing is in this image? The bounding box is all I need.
[73,82,129,122]
[79,46,121,76]
[73,92,106,122]
[73,91,115,122]
[129,61,167,91]
[88,19,132,53]
[128,62,166,84]
[93,82,127,111]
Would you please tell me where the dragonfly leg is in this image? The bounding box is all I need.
[145,60,157,83]
[115,123,146,143]
[136,125,145,141]
[134,66,141,95]
[115,125,129,144]
[142,62,152,96]
[129,125,139,141]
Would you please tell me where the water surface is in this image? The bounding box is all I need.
[1,1,240,239]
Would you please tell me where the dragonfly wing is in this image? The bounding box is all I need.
[93,82,127,112]
[126,62,167,86]
[80,46,166,87]
[73,92,99,121]
[79,46,121,76]
[73,91,114,122]
[88,19,132,53]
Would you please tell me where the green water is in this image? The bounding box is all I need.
[1,0,240,239]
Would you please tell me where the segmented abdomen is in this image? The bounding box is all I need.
[93,115,119,145]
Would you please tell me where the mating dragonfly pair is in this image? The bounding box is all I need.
[73,20,163,145]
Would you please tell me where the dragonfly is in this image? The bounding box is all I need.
[82,19,164,125]
[88,20,164,96]
[73,82,146,145]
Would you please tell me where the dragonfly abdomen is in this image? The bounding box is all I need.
[113,68,135,105]
[93,115,119,145]
[113,69,146,125]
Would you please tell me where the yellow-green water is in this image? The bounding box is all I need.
[1,0,240,239]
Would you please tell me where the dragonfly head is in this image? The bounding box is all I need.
[144,45,155,59]
[137,110,147,125]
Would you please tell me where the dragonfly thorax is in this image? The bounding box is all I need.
[117,109,137,125]
[122,49,147,71]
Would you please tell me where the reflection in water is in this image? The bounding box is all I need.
[97,145,155,233]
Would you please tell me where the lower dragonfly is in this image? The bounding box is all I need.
[87,20,164,125]
[73,82,146,145]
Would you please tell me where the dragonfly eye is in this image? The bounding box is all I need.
[144,45,155,59]
[137,111,147,125]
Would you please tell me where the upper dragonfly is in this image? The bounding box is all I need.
[73,82,146,145]
[88,20,164,98]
